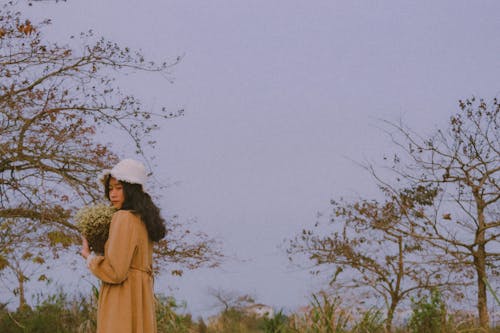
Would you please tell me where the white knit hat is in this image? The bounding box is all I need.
[98,159,148,188]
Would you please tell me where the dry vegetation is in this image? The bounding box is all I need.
[0,289,499,333]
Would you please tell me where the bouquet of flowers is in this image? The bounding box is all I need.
[75,204,116,254]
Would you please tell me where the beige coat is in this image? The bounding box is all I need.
[89,210,156,333]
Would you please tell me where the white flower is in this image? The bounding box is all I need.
[75,204,116,254]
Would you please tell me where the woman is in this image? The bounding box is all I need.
[81,159,166,333]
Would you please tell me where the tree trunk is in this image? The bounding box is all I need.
[474,206,489,330]
[474,245,489,330]
[16,269,27,311]
[386,300,397,333]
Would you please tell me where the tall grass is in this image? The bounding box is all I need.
[0,288,498,333]
[288,292,350,333]
[155,295,195,332]
[0,287,96,333]
[351,307,385,333]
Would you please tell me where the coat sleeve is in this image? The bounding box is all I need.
[88,210,138,284]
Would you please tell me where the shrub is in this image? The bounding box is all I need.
[0,288,96,333]
[262,310,289,333]
[407,289,447,333]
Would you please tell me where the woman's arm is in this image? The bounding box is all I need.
[87,210,138,284]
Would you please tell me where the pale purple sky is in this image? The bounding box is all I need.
[16,0,500,316]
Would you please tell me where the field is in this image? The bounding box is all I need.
[1,289,498,333]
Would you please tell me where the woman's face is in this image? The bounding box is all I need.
[108,177,125,209]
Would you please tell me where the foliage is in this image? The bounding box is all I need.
[287,188,450,332]
[407,289,447,333]
[289,97,499,331]
[0,288,97,333]
[377,97,500,329]
[0,289,498,333]
[0,289,196,333]
[0,1,221,306]
[154,215,222,276]
[262,310,289,333]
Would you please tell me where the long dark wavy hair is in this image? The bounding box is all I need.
[105,176,166,242]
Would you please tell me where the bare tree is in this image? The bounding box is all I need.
[289,98,498,330]
[0,2,221,306]
[372,97,499,329]
[208,287,255,312]
[288,189,457,332]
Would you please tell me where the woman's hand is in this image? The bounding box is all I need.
[81,236,91,259]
